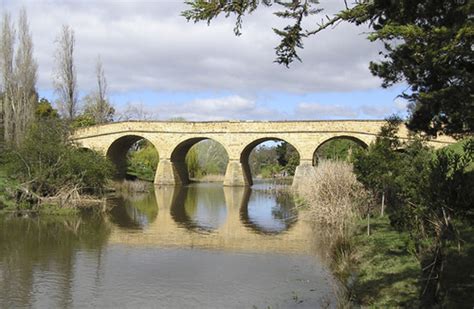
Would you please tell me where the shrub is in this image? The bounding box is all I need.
[4,117,114,197]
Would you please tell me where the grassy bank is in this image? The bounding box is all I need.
[351,217,420,307]
[296,159,474,307]
[347,216,474,307]
[0,169,17,210]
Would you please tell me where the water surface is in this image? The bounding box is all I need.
[0,182,335,308]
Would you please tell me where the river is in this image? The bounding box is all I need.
[0,181,335,308]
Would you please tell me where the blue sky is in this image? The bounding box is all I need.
[9,0,409,121]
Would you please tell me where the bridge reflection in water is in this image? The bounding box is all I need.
[107,183,315,255]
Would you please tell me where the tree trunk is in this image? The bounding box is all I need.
[380,192,385,217]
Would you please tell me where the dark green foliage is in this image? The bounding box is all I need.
[353,116,403,199]
[353,118,474,306]
[359,1,474,136]
[35,98,59,119]
[3,117,114,197]
[183,0,473,136]
[316,139,364,163]
[250,141,299,177]
[249,144,277,175]
[275,142,299,175]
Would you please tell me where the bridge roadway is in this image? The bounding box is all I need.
[72,120,454,188]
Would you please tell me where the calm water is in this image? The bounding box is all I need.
[0,182,335,308]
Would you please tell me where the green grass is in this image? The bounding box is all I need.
[351,217,420,307]
[0,168,18,210]
[441,222,474,308]
[347,216,474,308]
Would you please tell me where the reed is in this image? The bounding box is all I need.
[296,160,371,235]
[112,179,152,193]
[296,160,373,308]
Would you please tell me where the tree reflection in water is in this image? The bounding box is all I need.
[0,213,111,308]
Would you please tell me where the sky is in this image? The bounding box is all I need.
[1,0,409,121]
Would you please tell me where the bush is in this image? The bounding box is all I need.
[3,118,114,197]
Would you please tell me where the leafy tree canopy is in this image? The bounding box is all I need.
[183,0,474,137]
[35,98,59,119]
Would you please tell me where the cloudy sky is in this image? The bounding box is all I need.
[2,0,408,121]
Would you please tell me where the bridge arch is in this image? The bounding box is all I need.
[105,135,160,180]
[167,137,230,185]
[237,137,301,186]
[313,135,368,166]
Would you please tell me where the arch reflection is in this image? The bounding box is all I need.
[240,185,298,235]
[170,184,227,233]
[108,192,158,229]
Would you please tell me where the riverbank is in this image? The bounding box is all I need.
[349,217,419,307]
[0,168,107,216]
[297,159,474,307]
[342,216,474,307]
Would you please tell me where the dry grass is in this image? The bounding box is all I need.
[112,179,152,193]
[39,184,107,211]
[296,160,373,308]
[297,160,372,235]
[193,174,225,183]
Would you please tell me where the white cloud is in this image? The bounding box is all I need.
[295,102,358,118]
[4,0,383,96]
[295,99,408,120]
[116,95,280,121]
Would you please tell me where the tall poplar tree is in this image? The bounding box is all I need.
[54,25,77,120]
[0,8,37,147]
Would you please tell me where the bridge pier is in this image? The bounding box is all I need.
[292,160,315,190]
[154,159,189,185]
[223,160,252,186]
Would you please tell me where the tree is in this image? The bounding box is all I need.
[13,8,37,144]
[0,8,38,147]
[275,142,299,175]
[54,25,77,120]
[353,118,474,306]
[36,98,59,119]
[186,147,200,178]
[353,116,403,216]
[194,140,229,175]
[0,12,15,146]
[183,0,473,136]
[82,56,114,124]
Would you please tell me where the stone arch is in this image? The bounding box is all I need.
[239,137,301,186]
[169,137,230,185]
[105,135,160,180]
[312,135,368,166]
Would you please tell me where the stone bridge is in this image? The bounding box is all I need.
[71,120,454,187]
